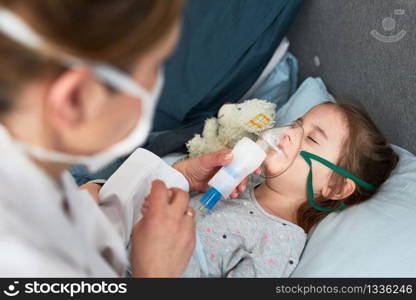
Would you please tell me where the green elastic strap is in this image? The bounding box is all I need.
[300,151,376,212]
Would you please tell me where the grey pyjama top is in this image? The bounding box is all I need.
[182,182,307,278]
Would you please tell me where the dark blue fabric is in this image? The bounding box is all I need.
[70,0,303,185]
[154,0,303,131]
[70,155,130,186]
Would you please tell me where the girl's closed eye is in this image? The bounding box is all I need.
[307,136,319,145]
[292,118,319,144]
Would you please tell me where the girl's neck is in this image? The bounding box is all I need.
[254,182,304,224]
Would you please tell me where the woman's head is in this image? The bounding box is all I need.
[263,101,399,233]
[0,0,184,170]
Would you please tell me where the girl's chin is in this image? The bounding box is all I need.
[262,165,287,178]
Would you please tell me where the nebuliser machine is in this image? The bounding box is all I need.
[199,124,303,214]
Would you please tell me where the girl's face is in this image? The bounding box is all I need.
[265,104,349,200]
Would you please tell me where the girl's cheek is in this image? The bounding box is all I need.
[314,165,333,190]
[289,156,310,179]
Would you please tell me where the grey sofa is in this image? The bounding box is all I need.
[287,0,415,154]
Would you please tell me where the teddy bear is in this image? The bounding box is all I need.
[186,99,277,158]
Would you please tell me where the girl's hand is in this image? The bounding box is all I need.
[131,180,195,277]
[79,182,102,204]
[173,149,261,198]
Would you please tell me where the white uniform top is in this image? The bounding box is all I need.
[0,125,189,277]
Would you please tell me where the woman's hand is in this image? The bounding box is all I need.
[173,149,261,198]
[79,182,102,204]
[131,180,195,278]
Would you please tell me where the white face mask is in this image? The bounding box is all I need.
[0,9,164,172]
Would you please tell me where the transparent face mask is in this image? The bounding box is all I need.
[256,120,304,178]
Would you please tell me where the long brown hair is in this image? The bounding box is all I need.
[297,101,399,233]
[0,0,184,113]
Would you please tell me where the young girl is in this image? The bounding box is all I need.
[169,101,399,277]
[95,100,398,277]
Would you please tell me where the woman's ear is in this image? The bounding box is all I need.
[45,67,93,129]
[322,178,356,200]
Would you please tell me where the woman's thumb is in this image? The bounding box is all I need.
[216,149,233,165]
[201,149,232,168]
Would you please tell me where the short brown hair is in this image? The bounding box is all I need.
[297,101,399,233]
[0,0,184,113]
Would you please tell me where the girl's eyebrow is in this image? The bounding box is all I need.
[312,123,328,140]
[298,117,328,140]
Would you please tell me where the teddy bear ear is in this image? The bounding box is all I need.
[243,113,274,133]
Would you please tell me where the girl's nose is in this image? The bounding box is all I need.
[282,126,303,147]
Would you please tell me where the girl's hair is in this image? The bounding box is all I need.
[0,0,184,113]
[297,101,399,233]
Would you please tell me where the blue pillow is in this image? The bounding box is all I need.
[275,77,334,126]
[154,0,303,131]
[292,145,416,277]
[281,77,416,277]
[243,52,299,109]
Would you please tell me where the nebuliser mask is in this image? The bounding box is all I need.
[199,122,303,213]
[256,122,304,178]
